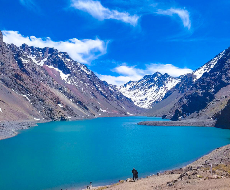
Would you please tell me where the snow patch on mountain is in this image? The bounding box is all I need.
[27,55,48,66]
[22,95,31,102]
[58,104,63,108]
[80,65,91,75]
[100,108,107,112]
[47,65,70,81]
[119,72,180,108]
[193,50,226,81]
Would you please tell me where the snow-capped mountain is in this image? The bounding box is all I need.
[118,72,180,108]
[149,47,230,124]
[193,50,226,81]
[0,31,139,122]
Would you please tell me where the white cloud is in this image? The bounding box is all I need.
[71,0,139,26]
[114,65,144,77]
[97,65,144,86]
[98,75,136,86]
[156,8,191,30]
[145,63,192,77]
[71,1,191,30]
[2,30,107,64]
[98,64,192,86]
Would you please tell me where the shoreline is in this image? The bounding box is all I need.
[0,120,45,140]
[89,144,230,190]
[0,115,141,140]
[138,119,216,127]
[0,118,97,141]
[1,117,214,141]
[0,116,100,140]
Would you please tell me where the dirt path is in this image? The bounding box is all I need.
[96,174,179,190]
[97,176,230,190]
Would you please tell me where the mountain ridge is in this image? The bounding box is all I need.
[0,30,140,123]
[147,46,230,128]
[118,72,180,108]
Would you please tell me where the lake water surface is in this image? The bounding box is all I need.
[1,116,230,190]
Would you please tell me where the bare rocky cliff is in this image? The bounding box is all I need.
[0,31,140,123]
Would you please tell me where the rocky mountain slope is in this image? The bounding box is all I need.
[149,47,230,127]
[0,31,139,122]
[118,72,180,108]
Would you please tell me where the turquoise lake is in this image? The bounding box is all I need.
[1,116,230,190]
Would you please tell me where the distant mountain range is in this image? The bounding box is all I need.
[118,72,180,108]
[116,45,230,128]
[0,31,140,122]
[147,47,230,128]
[1,29,230,129]
[117,49,227,111]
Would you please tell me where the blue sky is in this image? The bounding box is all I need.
[1,0,230,85]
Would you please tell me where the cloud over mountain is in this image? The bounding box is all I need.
[2,30,107,64]
[98,64,192,86]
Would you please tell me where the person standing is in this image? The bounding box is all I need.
[132,168,138,181]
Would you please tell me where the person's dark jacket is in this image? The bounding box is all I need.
[132,169,136,175]
[132,169,138,179]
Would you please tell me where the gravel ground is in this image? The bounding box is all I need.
[0,120,42,140]
[138,119,216,127]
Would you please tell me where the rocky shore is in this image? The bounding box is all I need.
[138,119,216,127]
[88,144,230,190]
[0,121,41,140]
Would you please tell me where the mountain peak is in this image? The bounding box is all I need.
[163,73,170,77]
[119,73,180,108]
[143,72,162,80]
[155,71,162,75]
[153,72,162,77]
